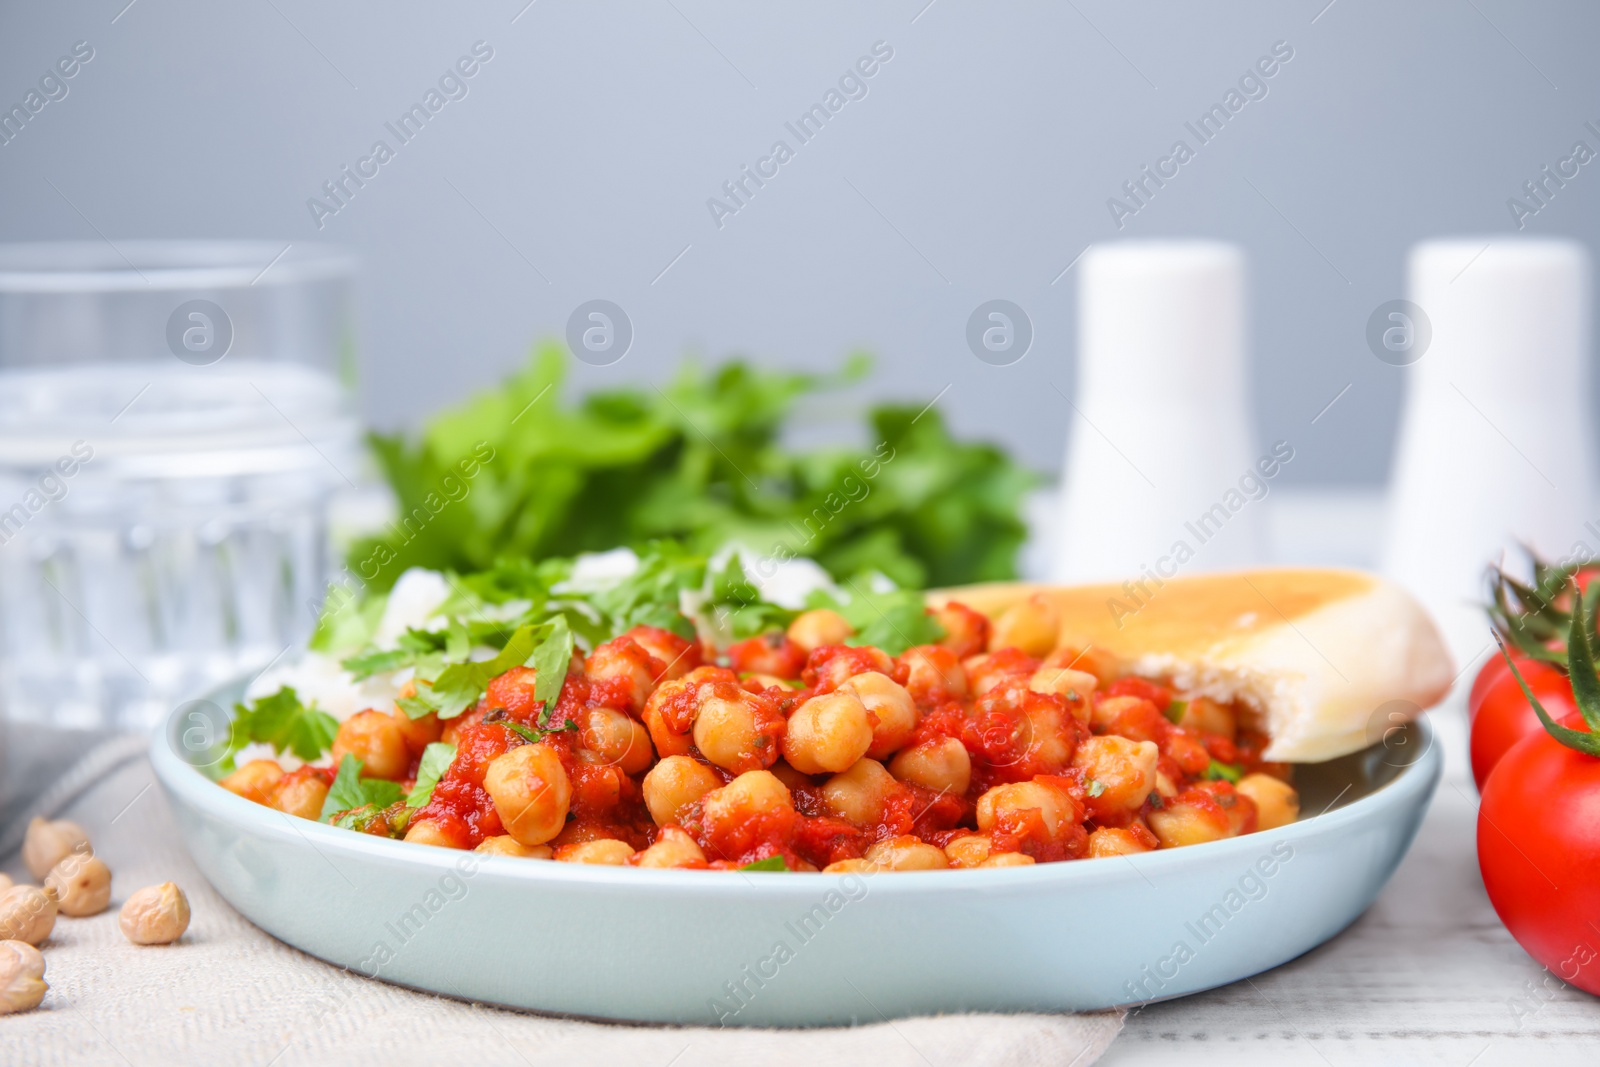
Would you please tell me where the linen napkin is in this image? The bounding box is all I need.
[0,738,1123,1067]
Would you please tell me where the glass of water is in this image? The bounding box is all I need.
[0,242,364,731]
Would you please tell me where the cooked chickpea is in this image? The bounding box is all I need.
[331,710,410,781]
[0,876,10,893]
[218,760,284,806]
[932,601,990,659]
[979,852,1035,868]
[0,940,46,1014]
[1028,666,1097,725]
[1177,696,1237,740]
[1236,773,1299,831]
[989,593,1061,657]
[641,755,723,827]
[633,827,707,869]
[1148,796,1231,848]
[585,637,661,712]
[1091,694,1151,732]
[1088,827,1155,858]
[944,834,994,868]
[888,738,972,796]
[692,688,783,774]
[554,839,635,865]
[768,760,814,791]
[22,818,91,881]
[392,709,443,757]
[402,820,468,849]
[118,883,190,945]
[786,609,853,653]
[0,886,56,946]
[864,835,948,871]
[483,743,572,847]
[1072,735,1159,815]
[822,858,877,874]
[898,646,969,705]
[702,770,792,827]
[474,836,552,859]
[975,779,1079,840]
[45,852,111,917]
[821,758,897,824]
[783,690,873,774]
[579,707,654,775]
[268,773,330,821]
[842,672,919,759]
[642,668,730,759]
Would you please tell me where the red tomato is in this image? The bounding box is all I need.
[1477,713,1600,996]
[1469,659,1576,792]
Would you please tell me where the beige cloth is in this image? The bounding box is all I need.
[1,742,1123,1066]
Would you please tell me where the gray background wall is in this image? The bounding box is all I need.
[1,0,1597,485]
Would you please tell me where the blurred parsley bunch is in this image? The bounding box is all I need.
[351,344,1036,592]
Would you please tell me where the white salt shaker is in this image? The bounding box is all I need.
[1383,238,1595,668]
[1053,241,1265,585]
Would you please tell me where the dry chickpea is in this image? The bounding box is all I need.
[268,773,330,822]
[554,839,635,865]
[0,940,46,1014]
[1087,827,1155,858]
[633,827,707,869]
[786,609,853,653]
[692,688,783,774]
[218,759,285,806]
[842,672,918,760]
[1236,774,1300,831]
[820,758,897,824]
[474,836,552,859]
[976,779,1080,841]
[989,594,1061,657]
[483,743,572,847]
[22,818,91,881]
[118,882,190,945]
[0,886,56,946]
[642,755,723,827]
[0,875,10,892]
[1073,735,1159,815]
[578,707,655,775]
[783,690,873,774]
[45,852,111,917]
[979,852,1035,868]
[864,836,948,871]
[331,710,410,780]
[888,738,972,796]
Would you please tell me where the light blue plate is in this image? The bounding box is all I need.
[151,685,1441,1026]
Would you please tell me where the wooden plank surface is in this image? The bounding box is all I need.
[1102,699,1600,1065]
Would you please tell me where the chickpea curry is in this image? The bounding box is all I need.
[218,552,1300,873]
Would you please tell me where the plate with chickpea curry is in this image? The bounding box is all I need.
[152,547,1448,1025]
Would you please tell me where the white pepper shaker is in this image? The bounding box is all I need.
[1054,241,1265,585]
[1383,238,1595,668]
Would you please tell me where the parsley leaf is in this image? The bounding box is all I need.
[405,742,457,809]
[413,623,545,719]
[1164,699,1188,725]
[228,687,338,767]
[1203,760,1244,784]
[804,580,944,656]
[531,615,573,724]
[320,754,406,822]
[739,855,789,872]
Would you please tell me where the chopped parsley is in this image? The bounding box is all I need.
[739,855,789,872]
[320,754,406,823]
[1203,759,1244,784]
[1163,699,1188,725]
[405,742,457,809]
[1085,778,1107,798]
